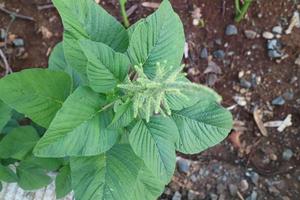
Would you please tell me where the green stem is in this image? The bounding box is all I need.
[120,1,130,28]
[235,0,253,22]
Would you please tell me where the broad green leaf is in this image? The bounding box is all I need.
[49,42,84,88]
[55,165,72,199]
[172,100,233,154]
[23,156,63,171]
[0,100,12,132]
[0,69,72,128]
[79,40,130,93]
[109,99,134,129]
[34,86,120,157]
[0,126,39,160]
[0,164,17,183]
[127,19,144,40]
[133,165,165,200]
[52,0,128,79]
[129,116,178,183]
[127,0,185,78]
[16,161,51,190]
[70,144,142,200]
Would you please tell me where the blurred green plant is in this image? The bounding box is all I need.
[235,0,253,22]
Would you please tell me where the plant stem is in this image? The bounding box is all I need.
[120,1,130,28]
[235,0,253,22]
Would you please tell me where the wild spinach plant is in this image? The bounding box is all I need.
[0,0,232,199]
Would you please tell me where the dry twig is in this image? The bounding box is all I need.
[0,5,35,21]
[0,48,13,75]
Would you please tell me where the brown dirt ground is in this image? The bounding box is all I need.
[0,0,299,199]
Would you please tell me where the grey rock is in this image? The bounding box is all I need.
[200,48,208,59]
[272,26,283,34]
[215,38,222,45]
[267,39,282,50]
[268,50,283,58]
[246,191,258,200]
[216,184,226,194]
[228,184,238,196]
[282,149,293,161]
[272,96,285,106]
[250,172,259,185]
[209,193,218,200]
[177,158,190,173]
[12,38,24,47]
[263,31,274,39]
[240,78,252,89]
[282,91,294,100]
[244,30,257,39]
[268,185,280,195]
[190,174,197,182]
[187,190,197,200]
[172,191,182,200]
[213,50,225,59]
[0,29,6,40]
[225,24,238,36]
[240,179,249,192]
[295,55,300,66]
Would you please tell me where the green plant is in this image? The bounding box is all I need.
[119,0,130,27]
[0,0,232,199]
[235,0,253,22]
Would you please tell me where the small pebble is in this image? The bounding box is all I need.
[240,179,249,192]
[172,191,182,200]
[267,39,282,50]
[12,38,24,47]
[200,48,208,59]
[250,172,259,185]
[0,29,6,40]
[215,38,222,45]
[263,31,274,39]
[209,193,218,200]
[177,158,190,173]
[268,185,280,195]
[216,184,226,194]
[272,96,285,106]
[228,184,238,196]
[282,149,293,161]
[187,190,197,200]
[246,191,258,200]
[268,50,283,59]
[282,91,294,100]
[225,24,238,36]
[244,30,257,39]
[272,26,283,34]
[240,78,252,89]
[213,50,225,59]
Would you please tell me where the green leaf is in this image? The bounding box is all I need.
[0,164,17,183]
[0,126,39,160]
[109,99,134,129]
[172,100,233,154]
[23,156,63,171]
[133,165,165,200]
[52,0,128,79]
[0,100,12,132]
[79,40,130,93]
[55,165,72,199]
[129,116,178,183]
[49,42,84,88]
[70,144,142,200]
[16,160,52,190]
[34,86,120,157]
[127,0,185,78]
[0,69,72,128]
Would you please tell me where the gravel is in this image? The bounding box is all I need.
[12,38,24,47]
[200,48,208,59]
[213,50,225,59]
[263,31,274,39]
[272,26,283,34]
[244,30,257,39]
[282,149,293,161]
[228,184,238,196]
[172,191,182,200]
[240,179,249,192]
[225,24,238,36]
[272,96,286,106]
[177,158,190,173]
